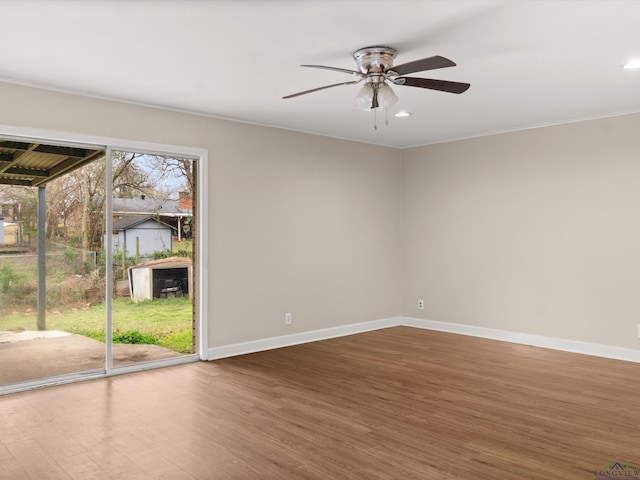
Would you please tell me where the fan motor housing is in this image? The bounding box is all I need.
[353,46,397,80]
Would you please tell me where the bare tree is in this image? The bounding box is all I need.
[149,156,193,194]
[65,151,163,262]
[111,152,155,198]
[2,152,185,262]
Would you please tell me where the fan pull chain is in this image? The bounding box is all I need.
[372,108,394,131]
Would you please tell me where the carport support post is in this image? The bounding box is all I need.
[37,186,46,331]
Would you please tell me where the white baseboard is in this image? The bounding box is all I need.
[207,316,402,360]
[207,315,640,364]
[402,316,640,364]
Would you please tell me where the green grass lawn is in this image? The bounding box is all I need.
[0,297,193,354]
[172,238,192,255]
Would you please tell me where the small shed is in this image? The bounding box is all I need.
[128,256,192,302]
[2,222,19,245]
[109,215,174,256]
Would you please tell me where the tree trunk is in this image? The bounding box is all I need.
[80,176,91,264]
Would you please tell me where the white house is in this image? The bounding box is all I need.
[108,215,174,257]
[112,193,192,241]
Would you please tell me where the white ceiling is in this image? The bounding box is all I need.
[1,0,640,148]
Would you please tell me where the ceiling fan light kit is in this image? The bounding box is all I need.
[354,85,375,110]
[354,83,398,111]
[283,45,470,129]
[376,83,399,108]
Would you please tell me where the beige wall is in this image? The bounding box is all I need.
[4,80,640,353]
[0,82,403,348]
[403,113,640,349]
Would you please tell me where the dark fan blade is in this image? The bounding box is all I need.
[390,55,456,76]
[282,80,360,99]
[301,64,361,76]
[396,77,470,94]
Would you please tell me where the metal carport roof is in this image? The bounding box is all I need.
[0,139,104,186]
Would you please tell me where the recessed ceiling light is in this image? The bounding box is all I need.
[394,111,412,117]
[623,59,640,69]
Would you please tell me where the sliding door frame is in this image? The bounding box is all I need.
[0,125,208,394]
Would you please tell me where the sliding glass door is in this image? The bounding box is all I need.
[0,139,107,387]
[0,135,203,394]
[108,149,197,369]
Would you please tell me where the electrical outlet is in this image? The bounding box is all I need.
[285,313,292,325]
[418,299,424,310]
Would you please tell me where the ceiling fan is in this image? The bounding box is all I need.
[283,46,471,111]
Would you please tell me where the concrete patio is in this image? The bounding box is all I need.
[0,330,184,385]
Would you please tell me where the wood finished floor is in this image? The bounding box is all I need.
[1,326,639,479]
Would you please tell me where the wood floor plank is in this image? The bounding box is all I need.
[56,453,110,480]
[4,438,72,479]
[1,326,640,479]
[0,458,30,480]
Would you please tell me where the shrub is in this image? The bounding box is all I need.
[112,330,159,345]
[151,249,192,260]
[0,262,22,293]
[62,248,90,275]
[151,250,172,260]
